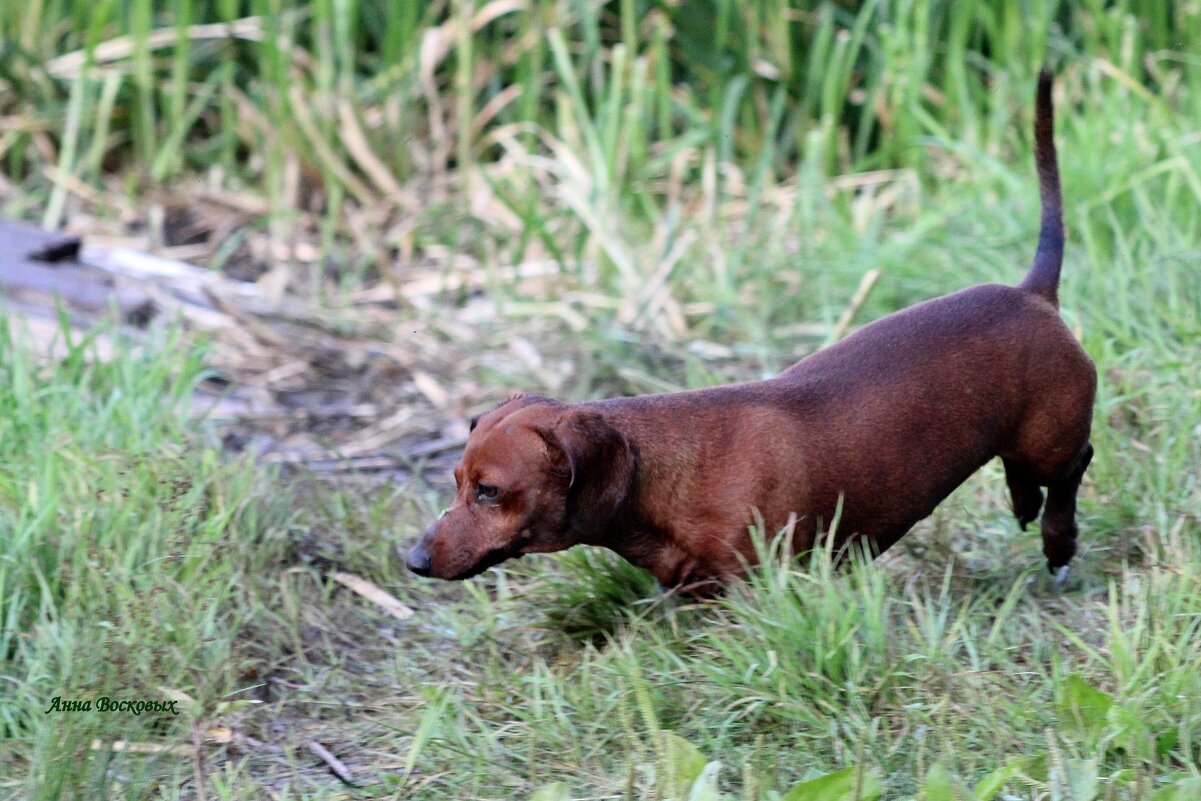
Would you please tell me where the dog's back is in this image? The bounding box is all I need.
[775,70,1095,562]
[776,281,1094,555]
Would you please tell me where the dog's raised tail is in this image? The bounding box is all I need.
[1020,69,1064,305]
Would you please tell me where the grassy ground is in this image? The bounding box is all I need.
[2,2,1201,800]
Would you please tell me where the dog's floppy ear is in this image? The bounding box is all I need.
[537,409,637,539]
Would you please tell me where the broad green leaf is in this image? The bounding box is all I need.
[781,765,883,801]
[1108,769,1136,787]
[1150,777,1201,801]
[1155,730,1180,758]
[972,762,1023,800]
[529,782,570,801]
[1057,674,1113,737]
[1109,704,1152,752]
[1018,754,1049,783]
[921,762,961,801]
[660,731,707,799]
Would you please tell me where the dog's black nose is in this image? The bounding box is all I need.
[405,545,432,577]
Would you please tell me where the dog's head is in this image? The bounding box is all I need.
[405,395,637,581]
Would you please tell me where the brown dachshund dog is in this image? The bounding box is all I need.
[406,71,1095,594]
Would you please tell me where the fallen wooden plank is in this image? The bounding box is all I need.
[330,572,414,621]
[308,740,358,787]
[0,218,156,323]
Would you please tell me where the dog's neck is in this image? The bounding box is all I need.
[609,529,723,595]
[582,410,730,592]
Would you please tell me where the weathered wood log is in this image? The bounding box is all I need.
[0,218,157,325]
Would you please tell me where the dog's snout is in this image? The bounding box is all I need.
[406,544,433,577]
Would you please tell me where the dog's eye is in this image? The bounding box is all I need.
[477,483,500,502]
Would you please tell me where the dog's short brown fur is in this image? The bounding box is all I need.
[406,72,1096,594]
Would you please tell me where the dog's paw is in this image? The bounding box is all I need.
[1053,564,1070,589]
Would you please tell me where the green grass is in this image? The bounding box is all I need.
[0,318,293,798]
[2,1,1201,799]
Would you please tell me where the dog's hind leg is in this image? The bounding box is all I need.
[1040,443,1093,576]
[1003,458,1045,530]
